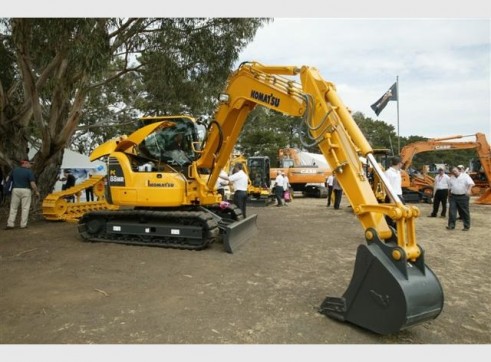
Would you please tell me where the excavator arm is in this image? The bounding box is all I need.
[200,62,415,254]
[196,62,443,334]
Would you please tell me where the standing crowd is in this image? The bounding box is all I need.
[272,170,291,206]
[427,165,475,231]
[444,165,475,231]
[4,154,476,233]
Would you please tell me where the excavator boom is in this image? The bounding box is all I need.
[196,62,443,334]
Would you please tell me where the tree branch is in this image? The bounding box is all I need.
[88,64,144,90]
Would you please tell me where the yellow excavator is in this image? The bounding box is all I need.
[79,62,443,335]
[226,153,274,203]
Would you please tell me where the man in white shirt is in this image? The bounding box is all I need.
[447,166,475,231]
[215,169,229,200]
[138,161,155,172]
[325,174,334,207]
[384,157,404,202]
[281,171,290,204]
[225,163,249,218]
[273,171,285,206]
[383,157,404,229]
[429,168,450,218]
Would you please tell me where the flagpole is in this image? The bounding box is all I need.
[396,75,400,154]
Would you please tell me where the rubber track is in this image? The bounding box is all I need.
[78,209,220,251]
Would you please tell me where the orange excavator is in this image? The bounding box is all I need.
[270,147,332,197]
[399,133,491,204]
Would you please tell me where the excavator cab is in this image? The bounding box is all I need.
[78,116,258,253]
[247,156,271,190]
[246,156,274,203]
[137,117,198,168]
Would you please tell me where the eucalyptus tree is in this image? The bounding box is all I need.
[0,17,269,203]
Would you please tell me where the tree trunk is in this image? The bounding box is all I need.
[30,154,64,219]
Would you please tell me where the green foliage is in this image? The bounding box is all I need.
[139,18,267,116]
[0,17,269,195]
[352,111,397,151]
[409,149,475,171]
[237,108,295,165]
[75,18,269,153]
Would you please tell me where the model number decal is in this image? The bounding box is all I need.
[109,175,124,182]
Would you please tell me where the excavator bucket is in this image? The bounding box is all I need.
[320,231,444,335]
[221,214,258,254]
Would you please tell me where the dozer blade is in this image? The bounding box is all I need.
[320,233,444,335]
[221,214,258,254]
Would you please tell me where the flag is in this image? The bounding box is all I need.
[371,82,398,116]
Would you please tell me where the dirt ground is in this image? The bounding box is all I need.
[0,195,490,347]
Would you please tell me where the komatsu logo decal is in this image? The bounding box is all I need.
[147,181,175,187]
[250,90,280,107]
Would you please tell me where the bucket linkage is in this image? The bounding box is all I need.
[319,227,444,335]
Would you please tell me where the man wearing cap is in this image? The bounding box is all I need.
[447,166,475,231]
[5,160,40,230]
[428,168,450,218]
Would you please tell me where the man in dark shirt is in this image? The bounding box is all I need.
[85,173,95,202]
[60,169,76,190]
[6,160,40,229]
[59,169,76,202]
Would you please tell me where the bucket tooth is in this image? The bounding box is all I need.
[320,229,444,335]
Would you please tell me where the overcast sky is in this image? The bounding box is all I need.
[3,3,491,144]
[236,18,490,141]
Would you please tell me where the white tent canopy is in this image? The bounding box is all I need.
[296,149,367,169]
[28,145,105,172]
[296,151,330,168]
[28,144,106,194]
[57,148,105,171]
